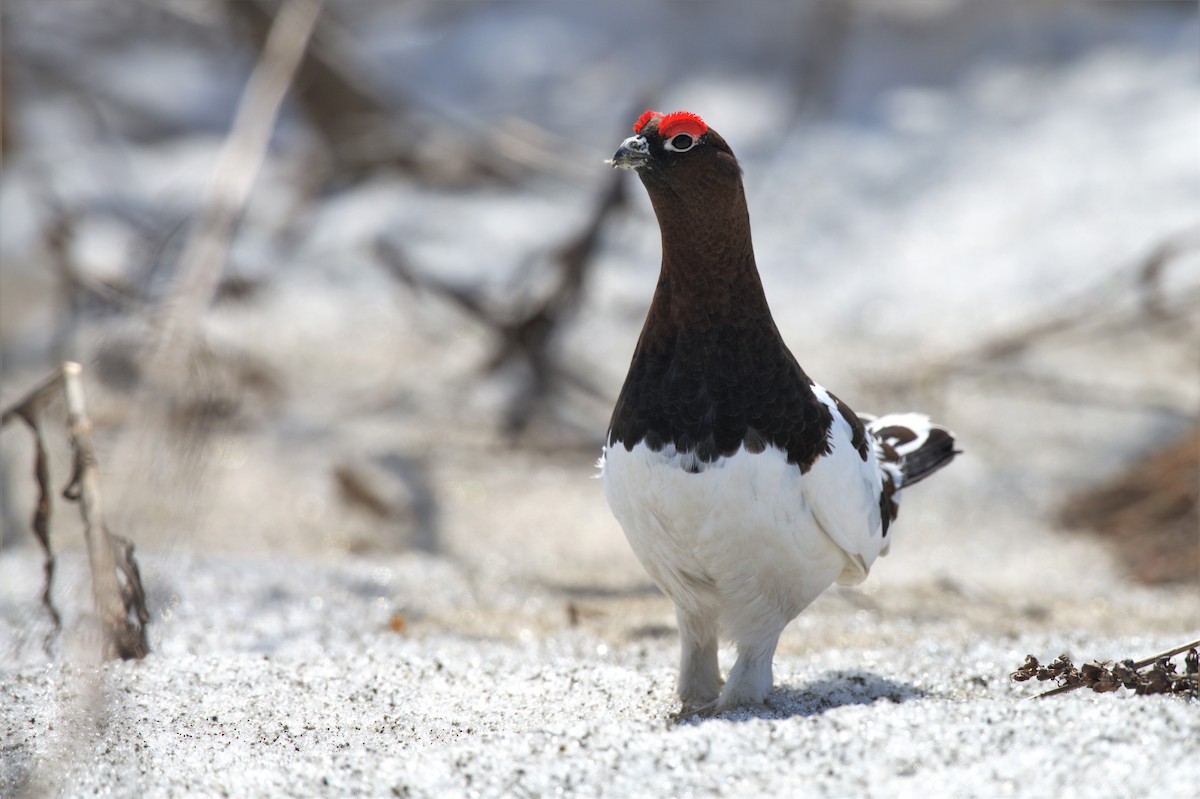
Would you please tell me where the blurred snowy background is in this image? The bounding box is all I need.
[2,1,1199,795]
[2,0,1198,693]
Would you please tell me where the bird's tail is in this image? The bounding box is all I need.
[863,412,959,489]
[845,413,957,564]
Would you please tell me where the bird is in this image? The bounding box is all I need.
[600,109,958,717]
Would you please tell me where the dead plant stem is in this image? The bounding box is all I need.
[1034,638,1200,699]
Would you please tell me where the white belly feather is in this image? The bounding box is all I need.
[601,385,890,638]
[602,450,872,639]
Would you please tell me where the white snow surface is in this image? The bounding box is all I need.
[2,550,1197,798]
[2,2,1199,797]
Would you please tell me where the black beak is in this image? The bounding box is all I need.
[607,134,650,170]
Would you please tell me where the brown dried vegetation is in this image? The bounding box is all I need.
[1012,641,1199,699]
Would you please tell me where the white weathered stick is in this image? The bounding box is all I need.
[147,0,325,377]
[108,0,326,576]
[61,362,132,658]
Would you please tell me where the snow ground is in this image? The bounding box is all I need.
[2,2,1199,797]
[1,550,1196,798]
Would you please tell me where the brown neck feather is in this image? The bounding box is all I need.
[644,179,771,331]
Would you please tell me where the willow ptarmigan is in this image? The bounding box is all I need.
[600,110,958,717]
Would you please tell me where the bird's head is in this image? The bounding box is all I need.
[608,110,743,210]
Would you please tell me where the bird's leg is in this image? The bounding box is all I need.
[715,629,782,712]
[674,605,721,712]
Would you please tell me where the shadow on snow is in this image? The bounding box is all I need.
[681,670,928,724]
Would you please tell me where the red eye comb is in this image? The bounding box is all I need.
[633,110,661,134]
[658,111,707,139]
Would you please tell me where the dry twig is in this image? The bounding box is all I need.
[0,363,150,660]
[102,0,323,539]
[1011,639,1200,699]
[226,0,384,159]
[2,369,65,650]
[226,1,586,185]
[147,0,324,380]
[375,169,628,435]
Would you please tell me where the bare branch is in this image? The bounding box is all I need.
[374,169,627,436]
[2,363,151,659]
[61,362,149,660]
[1,368,69,643]
[146,0,324,382]
[1,368,67,429]
[1015,639,1200,699]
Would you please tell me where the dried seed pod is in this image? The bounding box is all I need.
[1138,667,1172,695]
[1112,660,1141,689]
[1038,654,1073,682]
[1017,640,1200,699]
[1086,664,1120,694]
[1011,655,1040,682]
[1049,655,1083,687]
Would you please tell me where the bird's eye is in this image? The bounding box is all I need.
[666,133,695,152]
